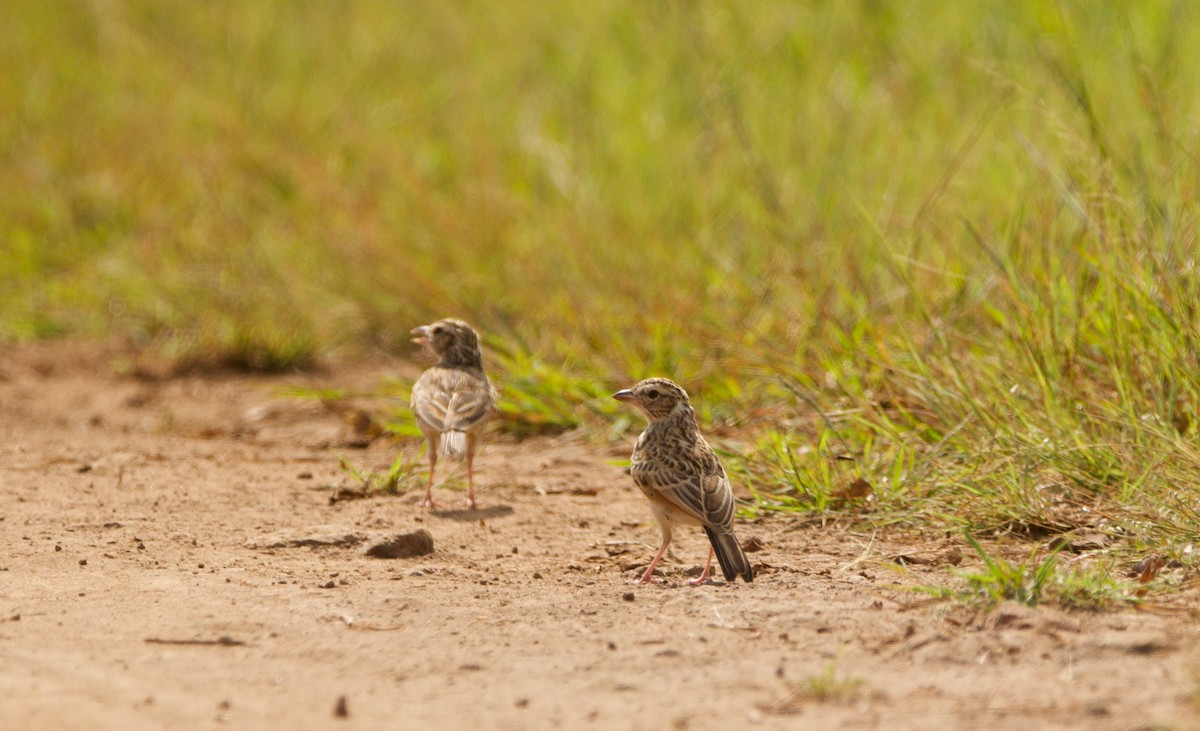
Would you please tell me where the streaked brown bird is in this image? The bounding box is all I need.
[410,318,496,509]
[613,378,754,584]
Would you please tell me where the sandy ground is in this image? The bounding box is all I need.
[1,341,1198,730]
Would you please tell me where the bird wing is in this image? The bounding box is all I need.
[633,435,735,529]
[411,367,494,434]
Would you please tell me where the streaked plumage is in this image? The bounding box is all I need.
[410,318,495,509]
[613,378,753,584]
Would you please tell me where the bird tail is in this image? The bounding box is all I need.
[704,526,754,583]
[439,430,467,458]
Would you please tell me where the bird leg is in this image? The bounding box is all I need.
[637,538,672,584]
[464,443,478,510]
[422,449,438,510]
[688,547,715,586]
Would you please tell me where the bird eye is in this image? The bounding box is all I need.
[647,389,659,399]
[432,326,444,335]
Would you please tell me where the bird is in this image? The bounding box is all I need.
[613,378,754,584]
[409,318,496,509]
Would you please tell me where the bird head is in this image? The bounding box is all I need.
[612,378,692,422]
[410,318,483,369]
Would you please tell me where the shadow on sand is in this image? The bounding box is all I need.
[432,504,514,522]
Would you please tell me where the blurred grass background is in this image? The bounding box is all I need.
[5,1,1200,582]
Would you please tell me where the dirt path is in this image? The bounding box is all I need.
[1,342,1196,730]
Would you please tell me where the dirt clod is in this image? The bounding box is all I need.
[246,531,367,550]
[741,535,766,552]
[364,530,434,559]
[1095,631,1172,655]
[328,486,369,504]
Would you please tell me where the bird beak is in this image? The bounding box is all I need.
[612,389,636,403]
[410,326,430,346]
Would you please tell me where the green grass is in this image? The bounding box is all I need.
[5,1,1200,599]
[767,660,867,712]
[904,531,1148,611]
[337,452,423,496]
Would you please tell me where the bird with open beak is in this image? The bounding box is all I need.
[613,378,753,584]
[409,319,496,509]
